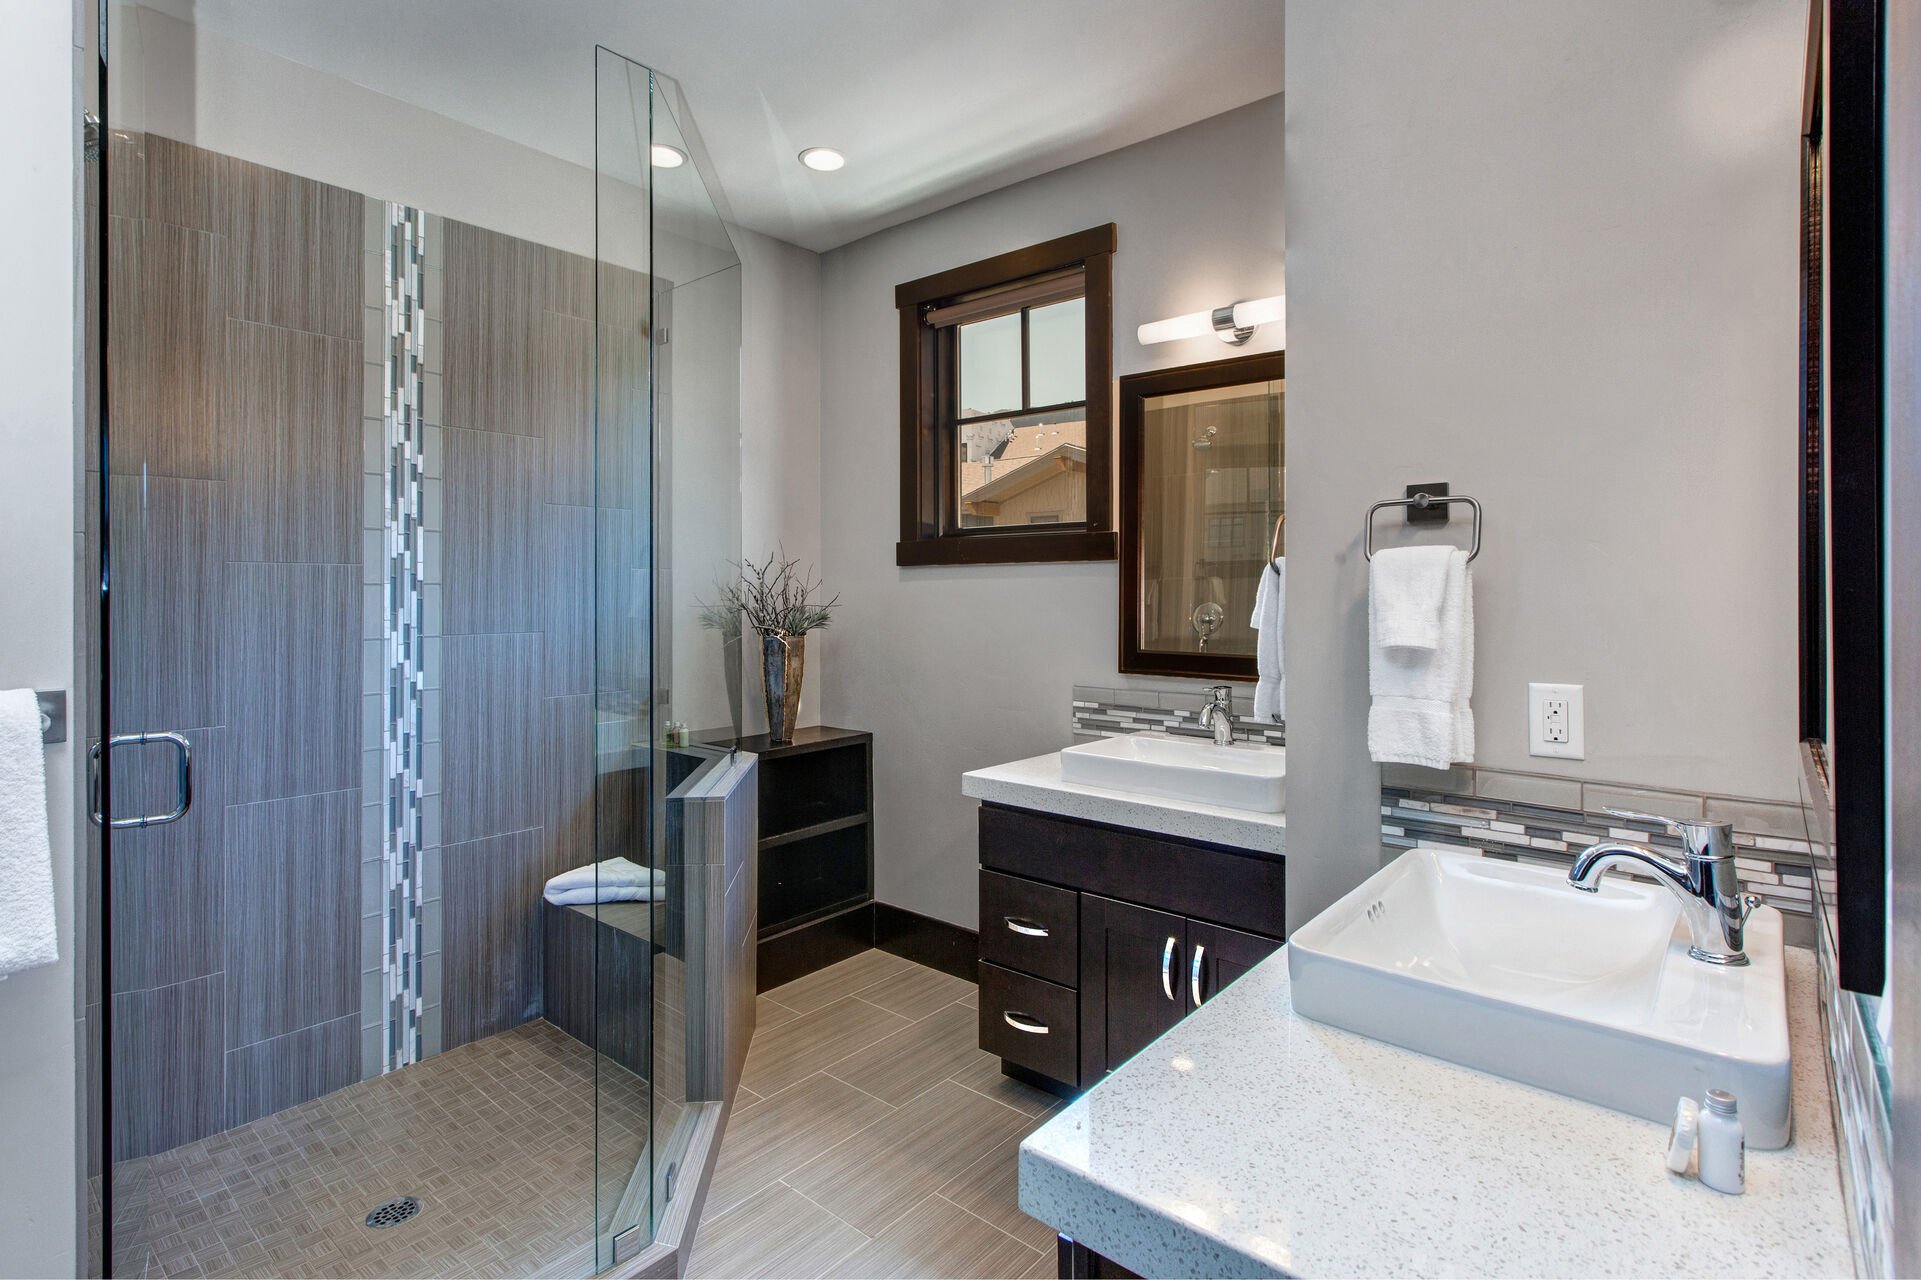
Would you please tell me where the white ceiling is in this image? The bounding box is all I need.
[142,0,1284,252]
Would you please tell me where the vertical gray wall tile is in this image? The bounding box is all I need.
[443,220,537,434]
[224,789,360,1047]
[442,427,543,634]
[224,1014,358,1128]
[441,633,541,845]
[111,974,225,1160]
[110,727,226,992]
[224,562,357,803]
[442,827,546,1050]
[131,220,225,479]
[106,475,224,733]
[536,242,595,320]
[538,311,593,505]
[544,504,593,697]
[542,694,594,878]
[225,159,362,341]
[143,135,227,235]
[595,322,646,511]
[223,321,361,563]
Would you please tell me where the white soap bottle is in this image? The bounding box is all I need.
[1697,1089,1745,1194]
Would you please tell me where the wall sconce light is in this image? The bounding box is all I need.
[1137,294,1285,347]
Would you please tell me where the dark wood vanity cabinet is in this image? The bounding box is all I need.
[976,802,1285,1093]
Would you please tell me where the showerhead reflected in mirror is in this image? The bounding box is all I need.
[1119,351,1283,680]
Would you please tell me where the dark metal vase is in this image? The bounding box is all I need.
[759,630,804,744]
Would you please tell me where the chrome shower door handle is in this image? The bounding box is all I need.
[89,731,193,829]
[1161,936,1178,1001]
[1191,944,1207,1007]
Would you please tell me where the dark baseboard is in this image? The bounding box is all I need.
[758,904,874,993]
[873,901,979,982]
[756,900,980,993]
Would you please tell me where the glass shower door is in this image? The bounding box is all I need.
[589,46,660,1267]
[88,11,736,1275]
[593,45,742,1267]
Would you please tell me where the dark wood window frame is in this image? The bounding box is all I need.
[1117,350,1284,682]
[895,224,1117,567]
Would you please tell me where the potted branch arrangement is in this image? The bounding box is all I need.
[705,551,839,745]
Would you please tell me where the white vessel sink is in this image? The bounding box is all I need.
[1289,848,1792,1147]
[1059,733,1286,812]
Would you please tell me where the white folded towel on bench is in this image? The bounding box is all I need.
[543,857,665,906]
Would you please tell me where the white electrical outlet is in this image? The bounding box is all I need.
[1528,683,1584,759]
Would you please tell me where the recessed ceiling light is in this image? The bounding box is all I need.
[650,143,686,169]
[799,147,845,172]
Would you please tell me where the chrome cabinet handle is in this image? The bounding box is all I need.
[1191,944,1207,1007]
[89,731,193,829]
[1004,916,1049,938]
[1161,936,1178,1001]
[1002,1011,1049,1035]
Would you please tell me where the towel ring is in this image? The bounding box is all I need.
[1363,493,1482,562]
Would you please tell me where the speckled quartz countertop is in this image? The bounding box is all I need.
[1019,944,1848,1278]
[961,751,1286,855]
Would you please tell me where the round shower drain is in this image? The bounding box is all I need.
[365,1197,423,1229]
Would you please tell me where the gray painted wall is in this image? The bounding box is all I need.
[1283,0,1807,926]
[0,0,80,1273]
[737,227,826,736]
[817,97,1285,928]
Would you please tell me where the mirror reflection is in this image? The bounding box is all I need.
[1121,353,1284,678]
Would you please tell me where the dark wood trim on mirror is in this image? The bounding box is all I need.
[1799,0,1827,742]
[895,225,1117,567]
[1117,350,1284,681]
[1811,0,1887,995]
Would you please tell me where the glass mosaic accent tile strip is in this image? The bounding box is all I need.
[380,201,428,1072]
[1379,778,1823,918]
[1069,684,1286,746]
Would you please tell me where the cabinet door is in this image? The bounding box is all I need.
[1185,919,1282,1010]
[1079,894,1188,1085]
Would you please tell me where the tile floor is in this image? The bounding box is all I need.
[686,950,1062,1280]
[97,1021,651,1279]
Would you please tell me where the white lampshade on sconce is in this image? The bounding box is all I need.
[1137,294,1285,346]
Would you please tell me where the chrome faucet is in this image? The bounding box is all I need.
[1199,685,1235,747]
[1568,809,1758,966]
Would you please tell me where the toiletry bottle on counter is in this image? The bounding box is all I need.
[1664,1096,1700,1174]
[1698,1090,1745,1194]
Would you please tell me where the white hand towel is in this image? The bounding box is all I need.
[1367,545,1455,651]
[1368,549,1475,769]
[542,856,665,906]
[1250,558,1285,723]
[0,689,58,978]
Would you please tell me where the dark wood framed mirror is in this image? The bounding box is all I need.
[1801,0,1887,995]
[1117,350,1284,681]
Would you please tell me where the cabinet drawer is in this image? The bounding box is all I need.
[979,804,1286,940]
[979,870,1078,986]
[978,961,1078,1087]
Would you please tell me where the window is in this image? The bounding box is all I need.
[895,225,1116,566]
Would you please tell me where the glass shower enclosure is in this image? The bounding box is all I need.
[85,9,740,1274]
